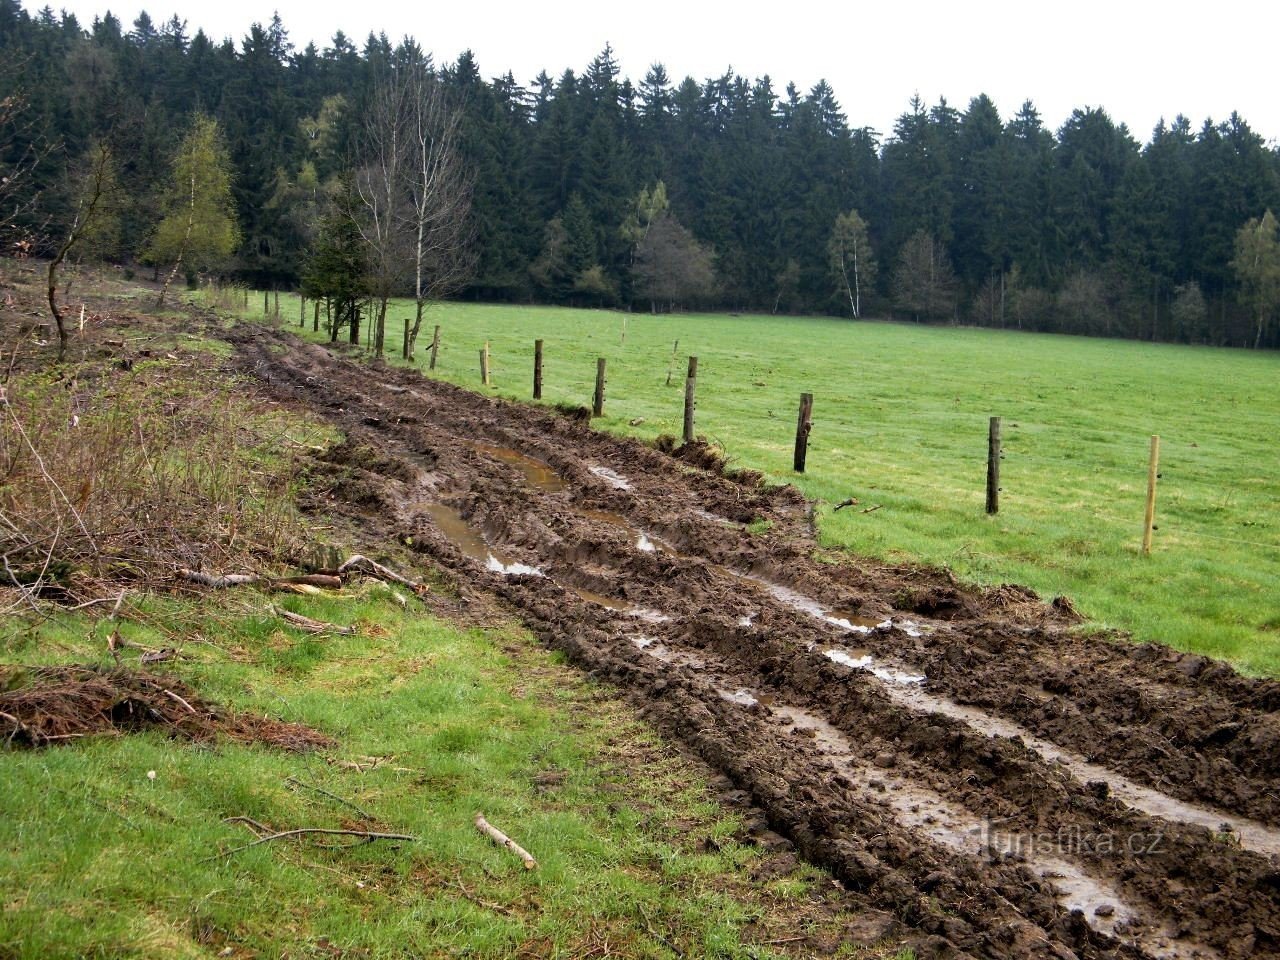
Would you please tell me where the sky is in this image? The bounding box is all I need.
[29,0,1280,144]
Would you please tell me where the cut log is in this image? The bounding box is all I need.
[474,812,537,870]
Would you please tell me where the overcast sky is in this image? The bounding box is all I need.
[30,0,1280,144]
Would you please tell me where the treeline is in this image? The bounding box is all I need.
[3,2,1280,347]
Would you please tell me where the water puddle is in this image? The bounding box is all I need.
[472,442,566,493]
[419,503,544,577]
[822,647,926,685]
[729,696,1214,956]
[579,509,674,555]
[588,464,632,490]
[726,570,883,635]
[628,635,704,668]
[567,584,670,623]
[485,556,544,577]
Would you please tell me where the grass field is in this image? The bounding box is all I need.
[255,295,1280,676]
[2,589,880,959]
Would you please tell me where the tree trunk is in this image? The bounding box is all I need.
[157,174,197,308]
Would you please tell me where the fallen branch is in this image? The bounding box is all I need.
[178,569,344,592]
[277,574,344,590]
[284,776,374,820]
[832,497,860,512]
[860,504,883,515]
[272,607,356,636]
[475,812,537,870]
[177,568,259,588]
[162,689,197,715]
[211,822,417,860]
[337,555,423,593]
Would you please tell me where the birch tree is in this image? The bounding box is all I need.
[828,209,875,319]
[1231,210,1280,349]
[400,62,474,358]
[145,115,238,307]
[47,141,120,360]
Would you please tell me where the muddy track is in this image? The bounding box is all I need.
[230,323,1280,959]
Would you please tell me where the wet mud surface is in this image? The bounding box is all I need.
[232,324,1280,959]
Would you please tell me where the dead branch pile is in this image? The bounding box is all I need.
[0,362,311,605]
[0,664,334,750]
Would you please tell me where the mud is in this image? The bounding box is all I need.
[229,323,1280,959]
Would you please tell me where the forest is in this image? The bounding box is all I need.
[3,1,1280,348]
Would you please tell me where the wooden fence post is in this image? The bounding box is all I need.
[1143,435,1161,555]
[263,290,269,315]
[666,339,680,387]
[429,325,440,370]
[300,295,306,327]
[274,290,280,318]
[313,300,320,332]
[986,416,1002,515]
[593,357,607,417]
[480,342,490,385]
[533,339,543,399]
[402,319,410,359]
[682,356,698,444]
[793,393,813,473]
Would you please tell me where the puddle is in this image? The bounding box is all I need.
[485,556,544,577]
[752,700,1215,956]
[579,509,674,555]
[567,584,671,623]
[628,635,704,668]
[473,442,566,493]
[882,683,1280,859]
[727,570,882,635]
[823,647,926,685]
[420,503,543,577]
[718,687,759,707]
[588,464,632,490]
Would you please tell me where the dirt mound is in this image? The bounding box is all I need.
[0,665,333,751]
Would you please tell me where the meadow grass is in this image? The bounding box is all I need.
[258,294,1280,675]
[1,589,875,959]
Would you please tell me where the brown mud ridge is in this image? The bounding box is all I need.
[231,323,1280,960]
[0,664,335,751]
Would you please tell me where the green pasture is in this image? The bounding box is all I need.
[255,295,1280,675]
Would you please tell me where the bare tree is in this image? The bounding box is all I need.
[354,75,411,358]
[400,62,474,358]
[47,141,119,361]
[355,58,473,360]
